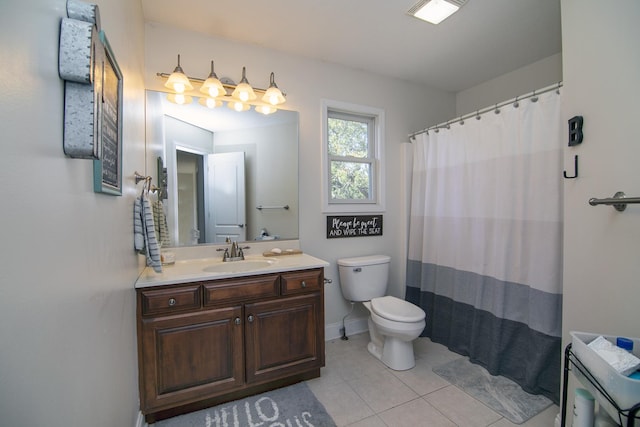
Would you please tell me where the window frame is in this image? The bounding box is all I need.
[321,99,386,213]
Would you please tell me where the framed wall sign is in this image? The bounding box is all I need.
[93,31,123,195]
[326,215,383,238]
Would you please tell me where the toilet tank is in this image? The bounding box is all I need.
[337,255,391,302]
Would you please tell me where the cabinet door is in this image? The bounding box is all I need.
[245,293,324,384]
[139,306,244,413]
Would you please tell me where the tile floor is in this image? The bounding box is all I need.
[306,333,559,427]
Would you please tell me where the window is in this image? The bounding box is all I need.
[322,100,385,213]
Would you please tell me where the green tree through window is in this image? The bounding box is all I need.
[327,111,375,202]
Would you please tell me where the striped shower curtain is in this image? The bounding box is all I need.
[406,90,563,403]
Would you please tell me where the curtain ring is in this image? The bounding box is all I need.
[445,121,450,130]
[475,110,481,120]
[531,90,538,102]
[459,118,464,125]
[556,81,561,94]
[494,104,500,114]
[513,96,519,108]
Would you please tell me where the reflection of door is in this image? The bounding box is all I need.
[207,152,246,242]
[176,151,205,245]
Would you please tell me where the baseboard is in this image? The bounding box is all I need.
[135,411,147,427]
[325,317,369,341]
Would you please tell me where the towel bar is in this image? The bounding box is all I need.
[256,205,290,210]
[588,191,640,212]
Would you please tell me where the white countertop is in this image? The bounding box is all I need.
[135,252,330,288]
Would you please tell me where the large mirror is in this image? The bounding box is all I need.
[145,91,299,247]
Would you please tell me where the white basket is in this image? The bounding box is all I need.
[570,331,640,424]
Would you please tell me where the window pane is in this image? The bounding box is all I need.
[328,117,368,157]
[330,161,371,200]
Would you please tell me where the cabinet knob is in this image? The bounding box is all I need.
[248,314,254,323]
[301,281,307,288]
[168,298,177,306]
[234,317,241,325]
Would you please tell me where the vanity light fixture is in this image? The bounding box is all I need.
[408,0,467,25]
[199,61,225,98]
[231,67,257,102]
[158,58,287,114]
[262,72,286,106]
[164,54,193,94]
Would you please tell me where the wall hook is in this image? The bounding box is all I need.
[563,155,579,179]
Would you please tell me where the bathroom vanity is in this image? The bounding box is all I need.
[135,250,328,423]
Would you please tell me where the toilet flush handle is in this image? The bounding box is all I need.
[353,267,362,272]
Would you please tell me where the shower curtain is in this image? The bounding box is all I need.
[406,90,563,403]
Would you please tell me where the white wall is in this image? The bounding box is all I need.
[0,1,146,426]
[144,23,457,333]
[561,0,640,421]
[456,53,562,117]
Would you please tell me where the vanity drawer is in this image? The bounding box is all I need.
[203,274,279,307]
[140,284,201,316]
[281,269,322,295]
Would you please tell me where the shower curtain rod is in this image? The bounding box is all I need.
[408,81,563,140]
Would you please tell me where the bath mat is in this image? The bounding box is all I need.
[432,357,553,424]
[153,382,337,427]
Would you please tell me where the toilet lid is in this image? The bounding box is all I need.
[371,296,425,323]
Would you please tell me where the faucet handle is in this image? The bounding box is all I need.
[225,236,232,243]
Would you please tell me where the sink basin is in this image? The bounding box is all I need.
[202,259,275,274]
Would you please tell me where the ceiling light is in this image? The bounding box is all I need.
[164,55,193,93]
[408,0,466,25]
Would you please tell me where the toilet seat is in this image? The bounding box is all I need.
[371,296,425,323]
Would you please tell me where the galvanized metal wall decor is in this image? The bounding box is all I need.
[59,0,123,195]
[59,0,102,159]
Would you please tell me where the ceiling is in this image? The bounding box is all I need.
[141,0,561,93]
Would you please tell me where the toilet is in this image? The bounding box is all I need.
[337,255,426,370]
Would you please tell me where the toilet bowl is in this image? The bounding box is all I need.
[337,255,426,370]
[364,296,426,370]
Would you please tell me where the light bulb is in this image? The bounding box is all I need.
[208,87,220,97]
[173,82,185,94]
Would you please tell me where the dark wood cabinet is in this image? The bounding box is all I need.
[136,268,324,423]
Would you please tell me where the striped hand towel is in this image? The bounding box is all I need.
[134,197,145,251]
[134,195,162,273]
